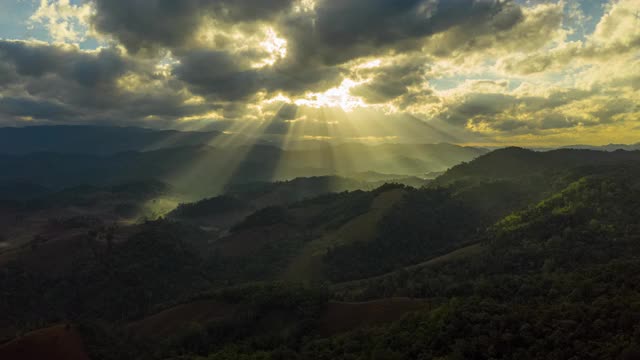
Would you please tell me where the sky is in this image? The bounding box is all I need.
[0,0,638,146]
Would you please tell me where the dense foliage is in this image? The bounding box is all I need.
[323,188,480,281]
[171,196,250,219]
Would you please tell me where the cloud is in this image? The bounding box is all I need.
[0,40,131,86]
[0,0,637,146]
[161,0,530,117]
[279,0,524,67]
[30,0,93,44]
[173,49,260,101]
[349,55,431,105]
[432,81,636,136]
[91,0,296,53]
[0,96,74,120]
[501,0,640,75]
[0,40,213,125]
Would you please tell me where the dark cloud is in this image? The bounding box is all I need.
[91,0,296,53]
[439,86,600,129]
[168,1,522,106]
[0,61,17,86]
[266,64,345,95]
[173,50,260,101]
[350,57,430,104]
[588,98,636,122]
[281,0,523,66]
[173,49,343,100]
[273,103,299,121]
[89,0,525,103]
[442,93,515,126]
[0,41,132,89]
[0,97,75,120]
[0,40,214,125]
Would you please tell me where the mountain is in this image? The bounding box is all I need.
[433,147,640,186]
[0,180,51,201]
[4,148,640,359]
[560,143,640,151]
[0,142,483,197]
[0,125,235,155]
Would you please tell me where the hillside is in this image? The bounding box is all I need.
[3,149,640,359]
[0,325,90,360]
[283,187,407,282]
[169,176,426,232]
[0,180,177,251]
[434,147,640,185]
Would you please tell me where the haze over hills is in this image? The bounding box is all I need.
[0,126,487,198]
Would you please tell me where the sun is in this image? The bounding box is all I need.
[294,79,368,111]
[253,28,288,68]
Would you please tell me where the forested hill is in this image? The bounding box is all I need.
[434,147,640,186]
[3,148,640,359]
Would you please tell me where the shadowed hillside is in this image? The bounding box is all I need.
[0,325,90,360]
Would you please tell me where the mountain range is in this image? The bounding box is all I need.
[0,126,487,197]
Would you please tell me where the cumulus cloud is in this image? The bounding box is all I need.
[0,96,74,120]
[432,80,636,137]
[30,0,93,44]
[349,56,431,105]
[501,0,640,75]
[0,40,211,125]
[91,0,296,53]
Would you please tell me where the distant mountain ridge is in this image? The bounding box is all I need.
[434,147,640,186]
[524,142,640,152]
[0,125,488,157]
[0,125,227,155]
[559,143,640,151]
[0,142,485,197]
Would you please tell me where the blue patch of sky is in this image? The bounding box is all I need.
[0,0,43,40]
[429,75,522,92]
[565,0,609,42]
[0,0,99,49]
[513,0,609,42]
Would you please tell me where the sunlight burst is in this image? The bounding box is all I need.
[254,28,288,68]
[295,79,368,111]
